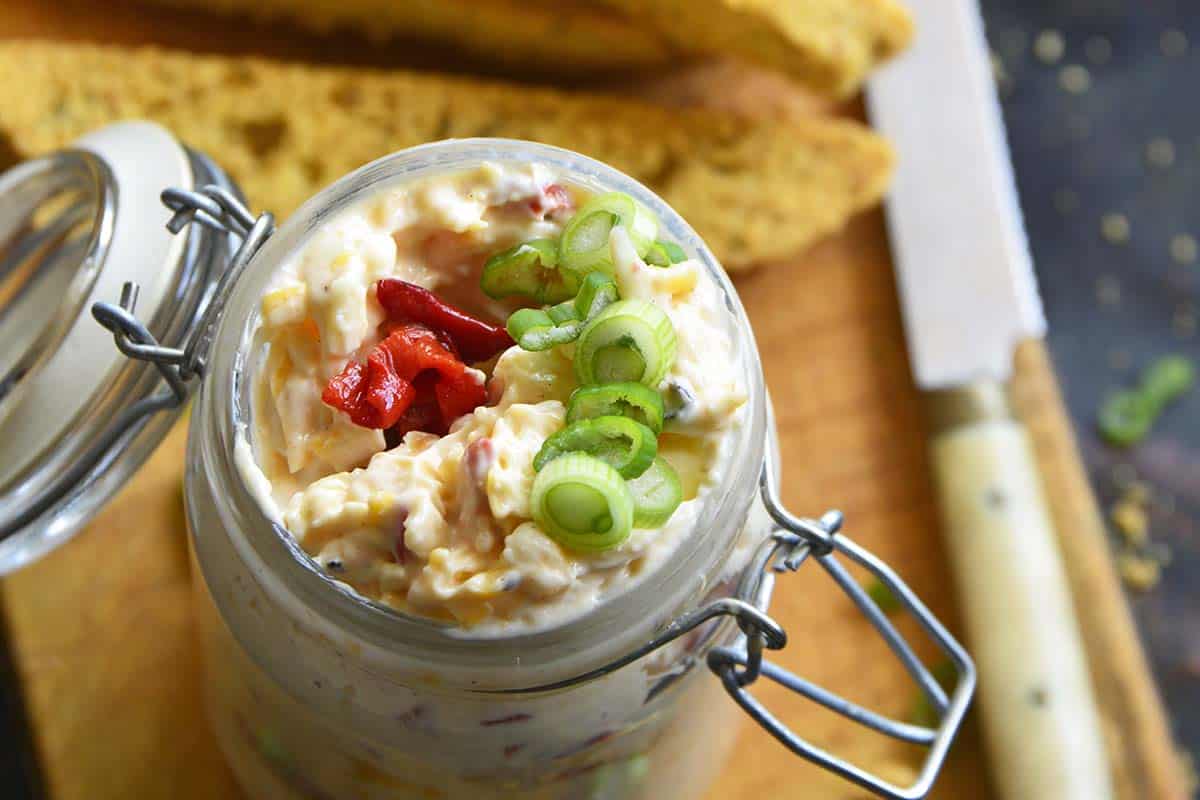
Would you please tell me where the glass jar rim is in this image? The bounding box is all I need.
[195,138,770,688]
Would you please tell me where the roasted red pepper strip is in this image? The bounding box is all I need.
[376,279,513,364]
[434,368,487,427]
[322,355,416,430]
[323,324,485,435]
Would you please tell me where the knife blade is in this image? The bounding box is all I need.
[866,2,1114,799]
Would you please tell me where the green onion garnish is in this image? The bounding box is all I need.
[566,382,665,434]
[559,192,657,274]
[1098,354,1195,446]
[574,299,677,388]
[533,416,657,479]
[627,456,682,528]
[504,272,619,352]
[573,270,620,320]
[531,453,634,551]
[506,306,581,351]
[644,240,687,267]
[481,239,576,304]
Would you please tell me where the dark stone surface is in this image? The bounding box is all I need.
[982,0,1200,784]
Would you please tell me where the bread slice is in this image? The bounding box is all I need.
[0,41,893,270]
[143,0,911,96]
[147,0,675,74]
[596,0,914,97]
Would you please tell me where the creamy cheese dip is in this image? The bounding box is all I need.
[240,163,746,632]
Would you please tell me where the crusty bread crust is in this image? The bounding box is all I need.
[0,40,893,270]
[143,0,912,96]
[148,0,675,73]
[596,0,914,97]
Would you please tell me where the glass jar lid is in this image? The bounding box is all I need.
[0,122,234,571]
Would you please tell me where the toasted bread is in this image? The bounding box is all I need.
[0,41,893,270]
[143,0,911,96]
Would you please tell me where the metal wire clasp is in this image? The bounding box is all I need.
[701,465,976,800]
[91,186,274,405]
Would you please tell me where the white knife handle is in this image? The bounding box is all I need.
[931,398,1113,800]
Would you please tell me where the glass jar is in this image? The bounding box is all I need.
[189,139,773,800]
[0,129,975,800]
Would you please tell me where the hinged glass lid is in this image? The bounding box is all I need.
[0,150,114,428]
[0,122,237,572]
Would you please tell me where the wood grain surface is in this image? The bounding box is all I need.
[0,2,1185,798]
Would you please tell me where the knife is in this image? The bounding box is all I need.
[866,2,1114,799]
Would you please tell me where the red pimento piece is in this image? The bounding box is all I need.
[391,373,446,438]
[322,356,416,430]
[323,323,486,436]
[528,184,573,220]
[434,369,486,429]
[376,279,512,364]
[382,324,468,384]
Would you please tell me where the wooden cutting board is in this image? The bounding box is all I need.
[0,2,1187,798]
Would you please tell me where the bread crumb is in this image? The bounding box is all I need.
[1117,552,1160,592]
[1161,29,1189,58]
[1101,213,1131,244]
[1111,499,1149,547]
[1110,481,1168,591]
[1145,137,1176,169]
[1059,64,1091,94]
[1034,30,1066,64]
[1169,234,1197,265]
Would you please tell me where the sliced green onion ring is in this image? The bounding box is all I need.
[644,240,687,267]
[1097,355,1195,446]
[573,270,620,320]
[1142,355,1195,401]
[533,416,657,479]
[506,307,581,351]
[504,272,620,352]
[1097,391,1154,446]
[559,192,657,274]
[627,456,683,528]
[575,299,677,387]
[531,454,634,551]
[481,239,577,304]
[566,382,665,434]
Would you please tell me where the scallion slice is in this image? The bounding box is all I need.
[574,299,677,387]
[559,192,657,274]
[506,307,581,351]
[481,239,576,304]
[573,270,620,320]
[644,240,687,267]
[566,382,665,434]
[505,272,619,353]
[628,456,683,528]
[531,454,634,551]
[533,416,657,479]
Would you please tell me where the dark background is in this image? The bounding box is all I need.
[981,0,1199,788]
[0,1,1195,797]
